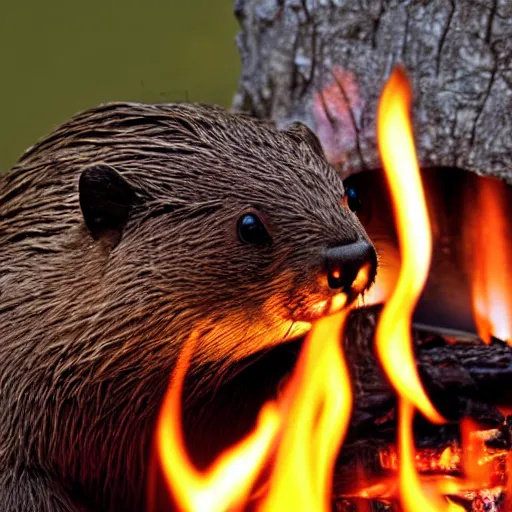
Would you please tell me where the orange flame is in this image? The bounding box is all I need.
[258,311,351,511]
[155,332,280,512]
[469,177,512,345]
[155,312,351,512]
[460,419,492,486]
[506,453,512,510]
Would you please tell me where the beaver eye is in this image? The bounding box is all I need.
[237,213,271,246]
[343,187,362,213]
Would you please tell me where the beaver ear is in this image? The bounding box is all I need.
[79,164,140,240]
[283,122,326,158]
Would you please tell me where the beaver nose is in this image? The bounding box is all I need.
[325,240,377,293]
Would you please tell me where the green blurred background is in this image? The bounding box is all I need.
[0,1,240,170]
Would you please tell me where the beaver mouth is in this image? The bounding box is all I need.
[287,261,377,324]
[290,291,356,324]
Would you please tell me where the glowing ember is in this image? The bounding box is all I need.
[378,435,508,481]
[439,446,458,472]
[460,418,493,487]
[468,177,512,345]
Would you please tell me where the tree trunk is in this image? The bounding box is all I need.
[232,0,512,183]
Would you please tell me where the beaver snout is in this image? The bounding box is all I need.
[325,240,377,295]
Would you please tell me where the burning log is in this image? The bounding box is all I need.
[343,306,512,433]
[335,305,512,509]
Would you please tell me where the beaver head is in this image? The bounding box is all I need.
[3,102,376,364]
[0,102,376,509]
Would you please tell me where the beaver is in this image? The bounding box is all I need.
[0,102,377,511]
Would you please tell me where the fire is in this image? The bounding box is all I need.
[154,332,281,512]
[460,419,492,486]
[468,177,512,345]
[258,311,351,511]
[375,68,443,425]
[152,67,507,512]
[375,67,462,511]
[154,312,351,512]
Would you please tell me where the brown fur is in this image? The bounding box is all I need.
[0,102,374,511]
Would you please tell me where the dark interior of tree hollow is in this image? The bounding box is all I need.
[343,166,512,334]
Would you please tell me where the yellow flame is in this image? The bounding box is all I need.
[258,311,351,511]
[375,67,444,425]
[156,333,280,512]
[446,498,466,511]
[375,67,464,512]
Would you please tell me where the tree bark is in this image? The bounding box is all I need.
[232,0,512,183]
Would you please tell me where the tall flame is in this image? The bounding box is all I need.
[469,177,512,345]
[258,311,351,511]
[375,67,443,425]
[375,67,463,511]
